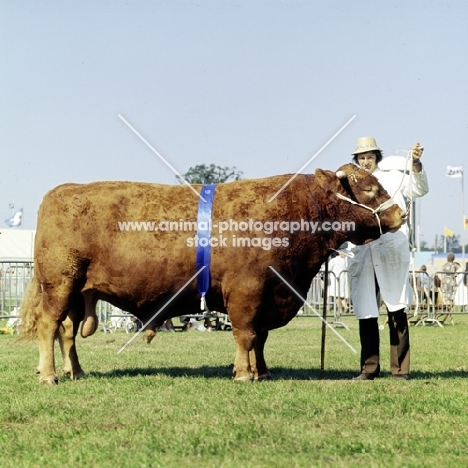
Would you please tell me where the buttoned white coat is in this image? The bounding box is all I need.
[348,167,429,319]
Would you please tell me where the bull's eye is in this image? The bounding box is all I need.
[364,186,374,193]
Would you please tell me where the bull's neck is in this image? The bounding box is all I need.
[281,176,349,289]
[302,175,350,249]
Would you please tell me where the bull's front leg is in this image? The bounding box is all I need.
[232,326,256,381]
[36,313,60,385]
[228,288,264,381]
[58,314,85,380]
[250,329,271,381]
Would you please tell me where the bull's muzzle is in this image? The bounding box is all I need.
[387,206,407,233]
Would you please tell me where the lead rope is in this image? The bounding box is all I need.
[376,149,420,317]
[366,150,418,316]
[406,149,420,317]
[388,148,419,316]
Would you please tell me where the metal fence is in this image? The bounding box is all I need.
[0,261,116,326]
[301,271,351,328]
[0,261,228,333]
[301,268,468,326]
[2,261,467,329]
[0,261,34,317]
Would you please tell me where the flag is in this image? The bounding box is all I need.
[465,216,468,230]
[444,227,454,237]
[446,165,463,178]
[4,208,22,228]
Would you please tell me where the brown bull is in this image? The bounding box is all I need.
[20,163,406,384]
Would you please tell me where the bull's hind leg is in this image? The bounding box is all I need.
[36,308,61,385]
[250,329,271,381]
[36,279,78,385]
[59,313,85,380]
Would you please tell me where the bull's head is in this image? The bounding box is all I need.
[315,163,407,244]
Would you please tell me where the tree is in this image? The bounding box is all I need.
[177,164,243,184]
[436,233,461,253]
[419,240,432,252]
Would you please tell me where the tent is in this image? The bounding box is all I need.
[0,229,36,262]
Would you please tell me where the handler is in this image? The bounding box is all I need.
[348,136,429,380]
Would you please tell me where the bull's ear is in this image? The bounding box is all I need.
[315,168,341,192]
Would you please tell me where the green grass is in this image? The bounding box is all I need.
[1,315,468,467]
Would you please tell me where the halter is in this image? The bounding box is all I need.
[335,192,396,235]
[334,166,398,234]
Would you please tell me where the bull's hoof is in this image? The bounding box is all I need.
[145,330,156,344]
[70,370,85,380]
[233,373,254,382]
[63,368,85,380]
[255,372,272,381]
[39,375,59,385]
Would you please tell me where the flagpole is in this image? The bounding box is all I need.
[462,164,465,258]
[446,164,465,257]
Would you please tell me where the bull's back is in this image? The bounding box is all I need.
[36,175,298,250]
[33,176,308,295]
[35,181,199,283]
[38,181,199,230]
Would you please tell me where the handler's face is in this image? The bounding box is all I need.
[357,152,377,173]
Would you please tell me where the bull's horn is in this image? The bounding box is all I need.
[335,170,347,179]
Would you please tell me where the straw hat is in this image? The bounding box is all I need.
[351,136,382,155]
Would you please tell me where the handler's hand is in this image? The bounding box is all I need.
[412,142,424,160]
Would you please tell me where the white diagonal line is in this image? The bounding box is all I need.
[268,266,356,353]
[117,266,206,354]
[118,114,206,202]
[268,115,357,203]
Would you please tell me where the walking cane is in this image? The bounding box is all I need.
[321,258,329,379]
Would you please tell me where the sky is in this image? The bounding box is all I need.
[1,0,467,248]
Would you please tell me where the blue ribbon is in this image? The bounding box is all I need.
[195,184,217,303]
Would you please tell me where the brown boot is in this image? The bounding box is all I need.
[352,372,379,381]
[388,309,410,377]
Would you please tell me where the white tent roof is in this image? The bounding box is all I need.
[0,229,36,262]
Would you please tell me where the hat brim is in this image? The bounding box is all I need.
[351,146,382,156]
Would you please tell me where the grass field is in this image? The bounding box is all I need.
[1,314,468,467]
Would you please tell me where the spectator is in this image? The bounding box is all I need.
[440,253,459,305]
[415,265,431,304]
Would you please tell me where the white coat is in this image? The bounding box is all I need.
[348,167,429,319]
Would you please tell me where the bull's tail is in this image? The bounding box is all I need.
[19,274,42,340]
